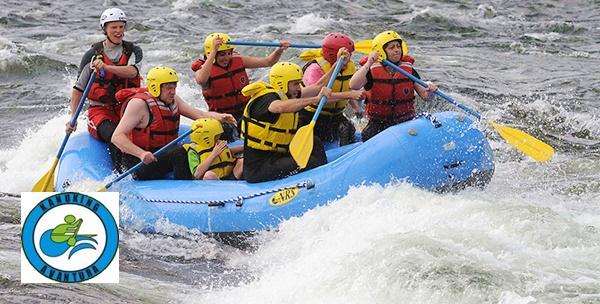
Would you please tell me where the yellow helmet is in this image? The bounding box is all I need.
[204,32,233,57]
[371,30,408,60]
[269,62,303,94]
[146,66,179,97]
[190,118,224,150]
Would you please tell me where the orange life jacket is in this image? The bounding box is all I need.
[364,55,416,123]
[87,41,141,105]
[191,55,250,117]
[116,88,180,152]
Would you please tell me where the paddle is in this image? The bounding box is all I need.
[299,39,373,61]
[97,127,195,191]
[290,56,347,169]
[228,41,321,49]
[32,71,97,192]
[356,47,554,162]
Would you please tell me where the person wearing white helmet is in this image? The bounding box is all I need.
[66,7,143,171]
[112,67,236,180]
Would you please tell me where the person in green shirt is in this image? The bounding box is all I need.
[184,118,243,180]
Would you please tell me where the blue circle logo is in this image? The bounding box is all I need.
[21,192,119,283]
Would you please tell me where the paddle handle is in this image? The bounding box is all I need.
[57,71,97,159]
[228,40,321,49]
[100,128,194,191]
[310,56,346,122]
[381,59,481,120]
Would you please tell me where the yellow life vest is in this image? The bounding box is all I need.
[183,143,236,179]
[304,58,356,116]
[241,82,299,153]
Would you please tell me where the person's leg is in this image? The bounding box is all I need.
[244,153,299,183]
[304,135,327,170]
[202,171,219,180]
[120,153,171,180]
[313,115,335,143]
[361,120,387,142]
[165,146,194,180]
[337,115,356,146]
[96,120,123,172]
[233,158,243,179]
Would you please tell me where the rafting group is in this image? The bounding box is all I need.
[31,6,550,193]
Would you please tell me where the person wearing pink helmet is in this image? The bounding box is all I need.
[300,32,364,146]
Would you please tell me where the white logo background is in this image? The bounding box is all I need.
[21,192,119,283]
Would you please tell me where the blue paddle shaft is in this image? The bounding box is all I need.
[102,128,195,190]
[381,59,481,120]
[310,56,346,122]
[56,71,97,159]
[228,40,321,49]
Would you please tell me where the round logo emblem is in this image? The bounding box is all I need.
[21,192,118,283]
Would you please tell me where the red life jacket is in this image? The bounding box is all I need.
[191,55,250,117]
[87,41,142,105]
[364,55,416,123]
[116,88,180,152]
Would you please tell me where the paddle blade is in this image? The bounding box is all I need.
[290,121,316,169]
[32,158,58,192]
[299,49,322,62]
[490,122,554,162]
[354,40,372,54]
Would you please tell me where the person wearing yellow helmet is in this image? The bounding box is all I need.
[65,8,143,171]
[300,32,364,146]
[240,49,352,183]
[111,66,237,180]
[191,33,291,140]
[350,30,439,142]
[184,118,243,180]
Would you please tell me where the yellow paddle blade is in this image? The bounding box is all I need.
[299,40,372,61]
[290,121,316,169]
[32,158,58,192]
[354,39,372,54]
[490,121,554,162]
[299,49,322,61]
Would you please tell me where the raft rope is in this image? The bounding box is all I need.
[0,192,21,198]
[122,180,315,207]
[419,112,442,128]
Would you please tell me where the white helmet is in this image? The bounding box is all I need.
[100,8,127,28]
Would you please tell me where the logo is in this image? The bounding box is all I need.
[21,192,119,283]
[269,187,299,206]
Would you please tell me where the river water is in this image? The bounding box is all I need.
[1,0,599,303]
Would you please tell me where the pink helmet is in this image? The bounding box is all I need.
[321,32,354,64]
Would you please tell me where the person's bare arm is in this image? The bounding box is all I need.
[193,140,227,179]
[302,48,350,97]
[230,145,243,154]
[268,87,332,113]
[65,88,84,133]
[111,99,156,164]
[92,60,138,79]
[195,37,221,86]
[415,81,438,101]
[241,41,290,68]
[176,95,237,125]
[350,50,378,90]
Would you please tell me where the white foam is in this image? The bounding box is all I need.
[0,113,84,193]
[523,32,562,42]
[171,181,600,303]
[288,13,333,34]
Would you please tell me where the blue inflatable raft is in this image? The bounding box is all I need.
[56,111,494,233]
